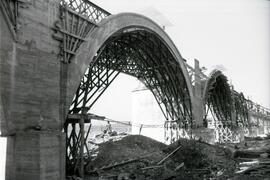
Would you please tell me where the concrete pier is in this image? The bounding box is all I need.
[5,131,65,180]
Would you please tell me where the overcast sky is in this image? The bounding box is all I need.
[90,0,270,122]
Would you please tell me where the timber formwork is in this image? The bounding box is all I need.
[203,70,269,142]
[53,0,270,177]
[56,0,193,177]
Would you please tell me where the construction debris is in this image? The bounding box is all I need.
[62,131,270,180]
[228,138,270,179]
[84,135,238,180]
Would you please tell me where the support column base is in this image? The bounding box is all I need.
[192,127,215,144]
[5,131,65,180]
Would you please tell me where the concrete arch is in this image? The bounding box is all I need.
[65,13,194,120]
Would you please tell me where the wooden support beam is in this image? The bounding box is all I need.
[67,113,106,123]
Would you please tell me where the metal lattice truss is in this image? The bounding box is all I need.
[53,0,110,63]
[60,0,110,23]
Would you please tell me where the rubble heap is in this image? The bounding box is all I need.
[225,137,270,179]
[85,135,237,180]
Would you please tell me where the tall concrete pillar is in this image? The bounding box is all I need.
[192,59,204,127]
[191,60,216,142]
[5,131,65,180]
[1,1,67,179]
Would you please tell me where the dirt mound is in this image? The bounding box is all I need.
[166,138,237,179]
[85,135,237,180]
[87,135,166,169]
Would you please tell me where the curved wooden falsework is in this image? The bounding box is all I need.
[64,13,195,176]
[202,70,250,142]
[203,70,250,128]
[65,13,194,118]
[203,70,233,127]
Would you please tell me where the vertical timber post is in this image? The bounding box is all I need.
[79,108,87,178]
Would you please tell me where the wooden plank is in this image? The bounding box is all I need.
[66,113,105,123]
[157,145,182,165]
[52,27,87,41]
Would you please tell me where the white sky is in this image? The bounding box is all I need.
[90,0,270,122]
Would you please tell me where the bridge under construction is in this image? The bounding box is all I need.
[0,0,269,179]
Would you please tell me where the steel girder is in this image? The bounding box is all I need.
[60,0,110,23]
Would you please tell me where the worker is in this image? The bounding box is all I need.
[105,121,112,133]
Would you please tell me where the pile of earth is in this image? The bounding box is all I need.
[85,135,237,180]
[166,138,237,179]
